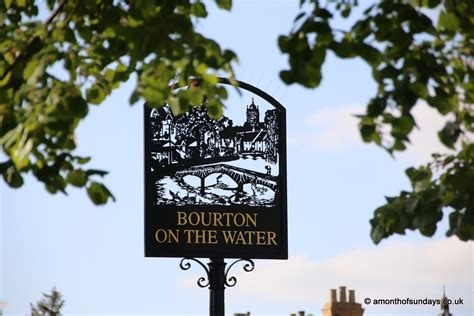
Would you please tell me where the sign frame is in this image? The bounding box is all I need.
[144,78,288,259]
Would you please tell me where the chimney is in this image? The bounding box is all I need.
[349,290,356,303]
[330,289,337,302]
[339,286,347,303]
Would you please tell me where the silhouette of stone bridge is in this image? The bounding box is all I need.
[175,163,278,194]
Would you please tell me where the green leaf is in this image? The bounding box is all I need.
[26,59,45,85]
[378,65,398,79]
[3,166,23,188]
[15,0,25,7]
[11,134,33,170]
[358,44,382,67]
[87,182,115,205]
[65,95,88,118]
[427,96,448,115]
[315,23,333,45]
[76,156,91,164]
[216,0,232,10]
[438,11,459,32]
[294,12,305,23]
[86,84,106,105]
[392,115,415,138]
[52,29,65,42]
[168,96,185,116]
[309,47,326,67]
[447,211,460,236]
[188,88,204,106]
[359,117,377,142]
[406,196,420,214]
[392,140,406,151]
[341,6,351,18]
[0,71,11,87]
[279,70,294,84]
[278,35,289,53]
[370,206,391,244]
[406,166,432,183]
[409,13,435,34]
[85,169,108,177]
[409,82,428,99]
[367,97,386,117]
[329,40,357,58]
[66,169,87,187]
[103,27,116,38]
[0,160,12,173]
[0,125,21,149]
[299,66,322,88]
[370,224,386,245]
[206,99,223,119]
[315,8,332,19]
[4,0,12,8]
[417,0,441,8]
[191,2,208,17]
[23,59,40,80]
[406,166,432,192]
[438,121,460,149]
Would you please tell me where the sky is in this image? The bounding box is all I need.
[1,1,473,316]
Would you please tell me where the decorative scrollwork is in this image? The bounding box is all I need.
[179,258,210,288]
[224,258,255,287]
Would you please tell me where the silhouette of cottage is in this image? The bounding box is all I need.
[149,99,280,166]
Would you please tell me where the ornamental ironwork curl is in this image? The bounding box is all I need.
[179,258,210,288]
[224,258,255,287]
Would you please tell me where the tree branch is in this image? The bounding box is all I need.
[0,0,67,82]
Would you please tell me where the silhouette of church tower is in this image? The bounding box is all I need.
[439,286,453,316]
[246,98,259,129]
[322,286,364,316]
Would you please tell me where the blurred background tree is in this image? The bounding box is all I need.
[0,0,235,204]
[30,287,64,316]
[279,0,474,243]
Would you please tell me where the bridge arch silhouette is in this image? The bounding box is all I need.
[176,163,278,195]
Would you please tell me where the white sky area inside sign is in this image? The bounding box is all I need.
[1,1,472,316]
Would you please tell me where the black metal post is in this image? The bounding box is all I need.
[179,258,254,316]
[208,258,226,316]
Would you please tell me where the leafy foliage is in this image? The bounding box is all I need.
[30,287,64,316]
[280,0,474,243]
[0,0,235,204]
[2,0,472,245]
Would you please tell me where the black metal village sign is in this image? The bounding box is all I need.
[144,78,288,260]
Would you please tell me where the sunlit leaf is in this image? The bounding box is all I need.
[87,182,115,205]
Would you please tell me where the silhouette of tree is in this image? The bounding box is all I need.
[30,287,64,316]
